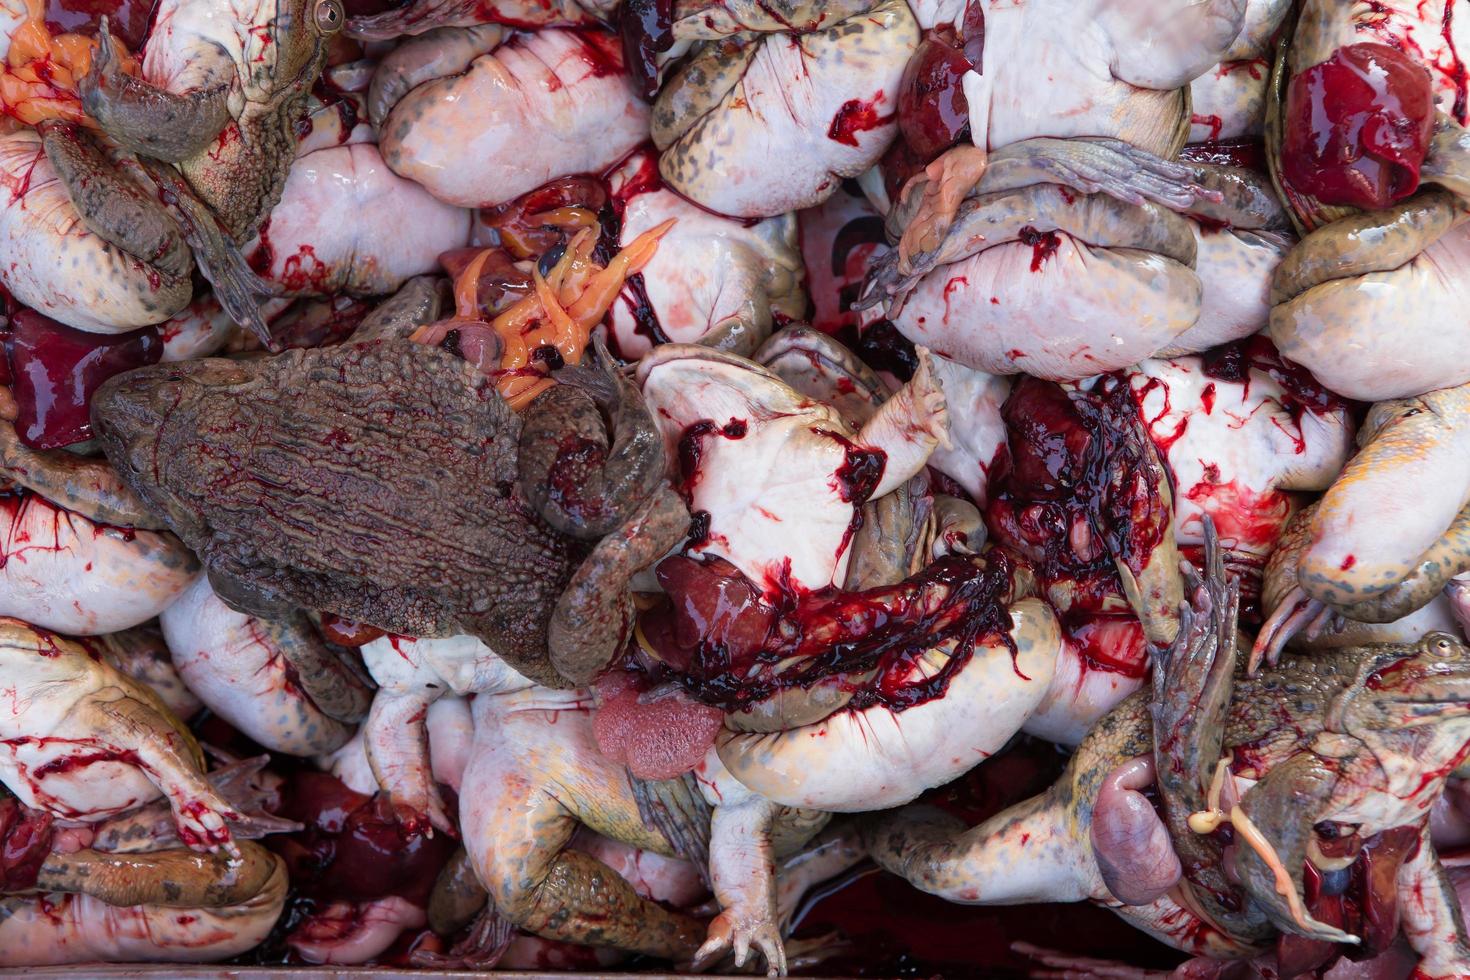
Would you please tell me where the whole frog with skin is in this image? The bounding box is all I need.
[866,529,1470,979]
[89,337,686,692]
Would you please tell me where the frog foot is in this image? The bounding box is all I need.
[365,689,455,836]
[692,906,787,977]
[1249,585,1337,673]
[80,16,232,162]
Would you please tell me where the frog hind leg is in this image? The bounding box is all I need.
[79,17,233,162]
[462,757,705,960]
[548,483,690,685]
[863,790,1099,906]
[365,687,452,835]
[1398,829,1470,979]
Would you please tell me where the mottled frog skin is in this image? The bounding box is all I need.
[90,340,577,686]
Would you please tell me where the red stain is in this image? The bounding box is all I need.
[828,91,893,146]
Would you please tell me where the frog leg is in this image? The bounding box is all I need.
[461,758,705,959]
[139,160,277,348]
[1421,112,1470,202]
[864,792,1100,906]
[364,687,452,835]
[1228,752,1357,944]
[348,276,448,343]
[1398,828,1470,979]
[694,795,786,976]
[78,17,233,162]
[548,484,689,685]
[0,418,168,530]
[79,688,244,857]
[1270,190,1467,306]
[1149,522,1237,908]
[35,840,277,909]
[1097,0,1247,91]
[427,846,489,936]
[854,348,950,499]
[518,341,667,540]
[698,305,772,359]
[258,614,374,724]
[37,119,194,285]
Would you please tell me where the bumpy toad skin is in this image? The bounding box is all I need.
[0,618,248,852]
[0,852,288,966]
[0,130,192,333]
[866,543,1470,977]
[1298,384,1470,610]
[0,490,200,637]
[246,140,472,297]
[1126,355,1354,559]
[380,29,650,208]
[653,0,918,218]
[606,150,806,360]
[964,0,1247,155]
[90,342,582,684]
[82,0,344,242]
[637,343,948,594]
[159,576,366,757]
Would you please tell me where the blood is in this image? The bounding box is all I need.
[618,0,674,99]
[569,27,624,78]
[1179,138,1268,171]
[644,550,1015,714]
[1183,478,1293,554]
[0,796,54,891]
[544,435,611,528]
[1065,615,1147,679]
[32,747,142,778]
[899,28,973,158]
[1200,334,1349,419]
[4,309,161,449]
[620,271,670,346]
[1190,113,1225,141]
[43,0,156,49]
[986,376,1170,624]
[1443,1,1468,122]
[1018,226,1061,272]
[852,320,918,382]
[828,92,892,147]
[1281,42,1436,209]
[268,771,457,908]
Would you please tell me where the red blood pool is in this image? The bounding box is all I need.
[0,797,54,891]
[592,670,724,780]
[898,30,973,159]
[270,771,456,907]
[44,0,155,49]
[5,310,160,450]
[618,0,673,99]
[1281,43,1435,210]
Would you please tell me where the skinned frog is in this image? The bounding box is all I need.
[1266,0,1470,401]
[91,337,686,692]
[347,0,616,40]
[858,144,1272,381]
[1253,382,1470,666]
[455,656,834,976]
[0,618,275,855]
[867,527,1470,979]
[1186,0,1293,144]
[646,0,919,218]
[0,419,200,636]
[605,149,806,360]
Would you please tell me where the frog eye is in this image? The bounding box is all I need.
[313,0,344,33]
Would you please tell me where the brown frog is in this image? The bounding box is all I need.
[89,338,686,690]
[865,526,1470,979]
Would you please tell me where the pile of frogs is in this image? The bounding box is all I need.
[2,0,1470,974]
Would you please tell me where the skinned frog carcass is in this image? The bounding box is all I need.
[159,575,372,757]
[1187,0,1293,145]
[867,530,1470,979]
[376,26,650,209]
[631,332,1063,809]
[860,146,1288,380]
[1124,340,1355,615]
[0,618,276,854]
[640,0,919,218]
[90,336,684,694]
[0,419,199,635]
[604,149,805,359]
[1266,0,1470,401]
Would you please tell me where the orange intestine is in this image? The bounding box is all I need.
[0,0,138,126]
